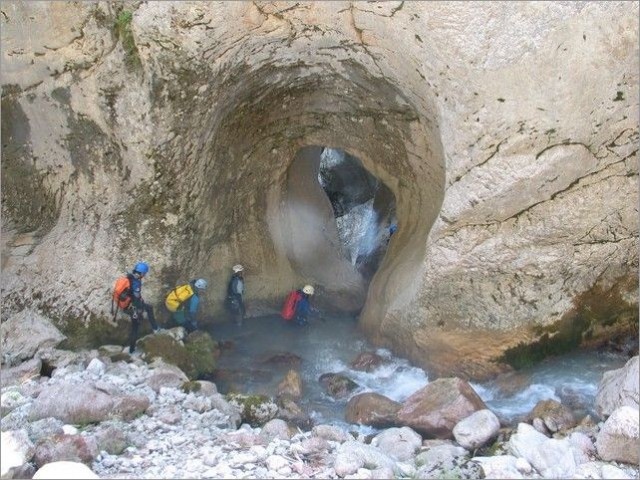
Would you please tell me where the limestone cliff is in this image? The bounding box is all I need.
[1,1,638,379]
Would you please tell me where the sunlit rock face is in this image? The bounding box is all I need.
[1,2,638,379]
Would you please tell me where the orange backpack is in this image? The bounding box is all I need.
[111,276,131,320]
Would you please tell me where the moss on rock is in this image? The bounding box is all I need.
[501,277,639,370]
[184,330,220,378]
[138,330,219,380]
[226,393,278,427]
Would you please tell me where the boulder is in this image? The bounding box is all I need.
[226,393,278,427]
[344,392,400,428]
[1,429,35,479]
[318,373,358,399]
[33,461,99,479]
[526,399,576,433]
[311,424,353,443]
[29,382,148,424]
[595,405,640,464]
[276,369,303,399]
[33,434,98,467]
[396,377,487,438]
[276,396,312,430]
[596,355,639,418]
[350,352,385,372]
[0,358,42,388]
[333,441,397,477]
[259,418,293,442]
[372,426,422,461]
[508,422,578,478]
[453,409,501,449]
[1,310,66,364]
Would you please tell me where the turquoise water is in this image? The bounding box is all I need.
[208,313,632,429]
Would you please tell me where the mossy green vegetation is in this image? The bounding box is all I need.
[181,381,202,393]
[184,331,220,378]
[500,277,639,370]
[138,330,219,379]
[114,9,141,71]
[226,393,278,427]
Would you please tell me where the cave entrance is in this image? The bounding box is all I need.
[318,147,396,282]
[277,145,396,313]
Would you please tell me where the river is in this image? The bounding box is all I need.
[207,312,632,431]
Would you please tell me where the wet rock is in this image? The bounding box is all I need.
[350,352,385,372]
[396,377,487,438]
[344,392,400,428]
[453,408,501,449]
[596,355,639,417]
[276,369,302,399]
[318,373,358,399]
[276,396,312,430]
[527,399,576,433]
[212,368,274,393]
[258,351,302,367]
[595,405,640,464]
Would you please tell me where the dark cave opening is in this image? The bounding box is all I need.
[317,147,397,282]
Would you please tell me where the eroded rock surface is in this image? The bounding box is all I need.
[1,2,637,378]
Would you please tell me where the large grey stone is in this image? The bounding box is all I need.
[596,405,640,464]
[1,310,66,364]
[596,356,639,418]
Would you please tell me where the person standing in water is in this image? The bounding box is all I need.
[225,264,245,326]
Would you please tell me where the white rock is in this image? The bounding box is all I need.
[596,356,639,417]
[596,405,640,464]
[1,429,34,477]
[453,409,501,449]
[33,461,99,479]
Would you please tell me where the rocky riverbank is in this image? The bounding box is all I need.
[1,322,638,479]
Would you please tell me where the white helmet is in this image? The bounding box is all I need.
[232,264,244,273]
[302,285,314,295]
[194,278,208,290]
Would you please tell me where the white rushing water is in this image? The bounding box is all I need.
[209,313,630,429]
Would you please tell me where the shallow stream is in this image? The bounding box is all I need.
[207,312,631,431]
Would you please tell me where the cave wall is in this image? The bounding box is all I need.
[1,1,637,378]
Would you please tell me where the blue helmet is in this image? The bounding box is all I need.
[133,262,149,274]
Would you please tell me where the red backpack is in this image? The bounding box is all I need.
[281,290,302,321]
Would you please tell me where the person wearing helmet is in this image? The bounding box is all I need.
[294,284,315,326]
[165,278,208,333]
[225,264,245,327]
[126,262,160,354]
